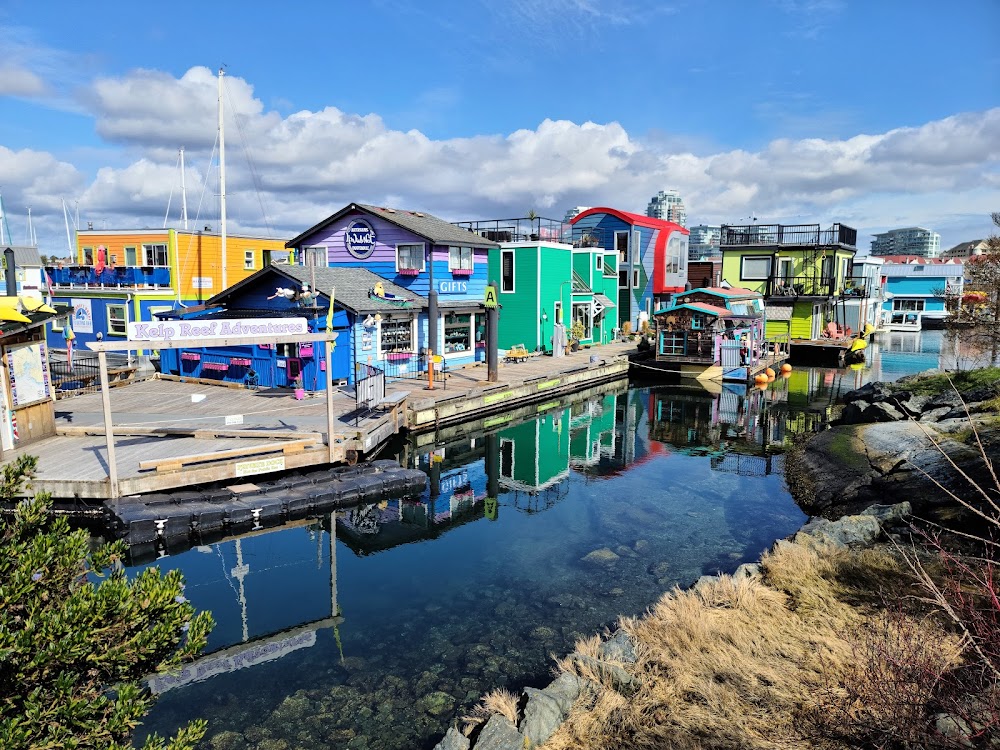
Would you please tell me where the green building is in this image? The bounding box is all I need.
[497,409,571,493]
[719,223,858,340]
[480,224,618,352]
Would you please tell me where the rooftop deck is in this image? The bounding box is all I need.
[720,223,857,249]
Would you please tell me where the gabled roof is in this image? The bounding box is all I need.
[654,302,731,317]
[570,207,689,234]
[286,203,499,249]
[694,286,761,299]
[3,246,43,267]
[207,265,427,315]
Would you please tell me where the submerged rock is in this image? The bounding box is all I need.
[581,547,620,564]
[417,691,456,717]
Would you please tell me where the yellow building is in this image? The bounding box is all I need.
[45,228,291,350]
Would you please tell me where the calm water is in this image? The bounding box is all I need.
[134,330,961,750]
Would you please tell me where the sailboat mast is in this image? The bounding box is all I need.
[62,200,73,257]
[218,68,227,290]
[180,147,189,230]
[27,207,35,246]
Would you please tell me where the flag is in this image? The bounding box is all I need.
[44,271,54,308]
[65,319,75,372]
[326,288,335,333]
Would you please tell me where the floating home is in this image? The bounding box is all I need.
[285,203,498,370]
[569,208,689,328]
[719,222,859,341]
[452,215,618,351]
[651,287,769,382]
[44,228,291,355]
[879,256,963,331]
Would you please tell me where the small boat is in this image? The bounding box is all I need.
[882,310,921,332]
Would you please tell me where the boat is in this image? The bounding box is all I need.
[882,310,921,332]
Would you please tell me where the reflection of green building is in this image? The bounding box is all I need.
[498,409,571,492]
[569,393,619,467]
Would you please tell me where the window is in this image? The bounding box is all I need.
[124,246,137,266]
[444,312,472,354]
[554,301,563,325]
[142,243,168,266]
[604,254,617,277]
[396,244,425,273]
[379,318,414,353]
[741,256,772,280]
[448,246,473,271]
[595,255,603,271]
[615,231,629,264]
[107,304,127,336]
[619,268,628,289]
[692,314,704,330]
[633,268,640,288]
[82,247,94,265]
[501,249,515,292]
[303,246,327,267]
[500,439,514,478]
[913,265,925,272]
[839,257,850,283]
[572,302,593,340]
[244,250,255,270]
[777,257,793,283]
[893,299,925,312]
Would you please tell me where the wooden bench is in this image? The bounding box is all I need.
[504,344,530,363]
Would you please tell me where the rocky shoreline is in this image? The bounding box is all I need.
[433,369,999,750]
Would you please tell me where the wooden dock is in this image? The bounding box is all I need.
[7,342,635,500]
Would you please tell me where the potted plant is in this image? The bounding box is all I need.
[569,320,585,352]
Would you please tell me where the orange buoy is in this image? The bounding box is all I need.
[764,367,775,378]
[780,363,792,373]
[755,381,769,391]
[767,374,775,382]
[754,373,768,384]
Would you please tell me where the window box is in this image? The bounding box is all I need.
[451,268,473,276]
[386,352,412,362]
[230,358,252,367]
[202,362,228,371]
[397,267,421,276]
[181,352,201,361]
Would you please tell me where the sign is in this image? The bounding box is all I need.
[235,456,286,477]
[71,298,94,333]
[438,280,467,295]
[484,286,498,308]
[344,219,377,259]
[224,414,244,426]
[127,317,309,343]
[361,330,373,351]
[192,276,214,289]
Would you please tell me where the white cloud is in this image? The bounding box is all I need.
[0,65,47,97]
[6,67,999,254]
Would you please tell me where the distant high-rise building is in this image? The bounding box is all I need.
[563,206,591,224]
[688,224,721,259]
[870,227,941,258]
[942,239,988,259]
[645,190,687,227]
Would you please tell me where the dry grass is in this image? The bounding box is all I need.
[461,687,521,735]
[544,541,934,750]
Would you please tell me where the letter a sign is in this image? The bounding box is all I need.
[484,286,498,309]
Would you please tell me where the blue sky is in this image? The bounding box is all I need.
[1,0,998,254]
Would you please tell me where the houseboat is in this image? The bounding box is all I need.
[647,286,781,382]
[879,256,963,331]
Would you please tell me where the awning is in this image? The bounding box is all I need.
[593,293,616,309]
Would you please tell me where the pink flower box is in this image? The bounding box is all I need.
[451,268,473,276]
[397,268,420,276]
[386,352,411,361]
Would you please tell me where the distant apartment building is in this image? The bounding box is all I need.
[688,224,721,259]
[942,239,988,259]
[870,226,941,258]
[562,206,591,224]
[645,190,687,228]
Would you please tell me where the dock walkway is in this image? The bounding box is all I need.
[8,343,634,500]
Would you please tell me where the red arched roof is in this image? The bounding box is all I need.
[571,207,690,235]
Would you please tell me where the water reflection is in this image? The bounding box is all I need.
[143,358,954,748]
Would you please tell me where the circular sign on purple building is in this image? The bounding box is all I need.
[345,219,377,259]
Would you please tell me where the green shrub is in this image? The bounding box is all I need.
[0,455,214,750]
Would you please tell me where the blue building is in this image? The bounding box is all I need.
[159,203,500,388]
[568,207,689,327]
[286,203,498,367]
[880,257,963,330]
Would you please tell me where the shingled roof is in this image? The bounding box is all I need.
[286,203,499,250]
[207,265,427,315]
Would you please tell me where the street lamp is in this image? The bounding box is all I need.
[539,309,548,352]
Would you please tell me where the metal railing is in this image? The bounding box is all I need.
[657,330,715,361]
[767,275,837,297]
[720,223,857,248]
[46,265,172,288]
[380,351,447,388]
